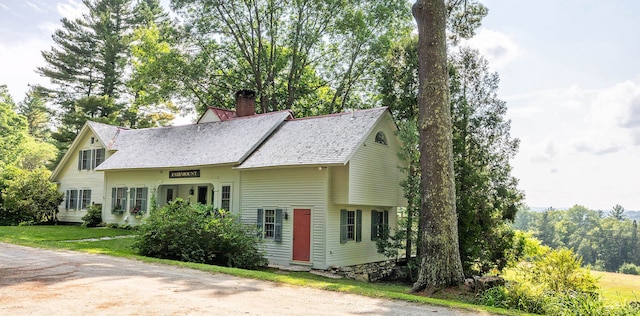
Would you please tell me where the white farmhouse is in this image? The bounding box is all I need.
[50,91,407,270]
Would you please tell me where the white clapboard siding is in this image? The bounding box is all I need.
[325,205,398,267]
[102,166,240,224]
[240,167,328,268]
[55,131,108,223]
[348,116,406,207]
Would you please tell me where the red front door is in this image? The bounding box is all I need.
[293,209,311,262]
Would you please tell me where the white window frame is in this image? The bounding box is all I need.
[220,184,232,211]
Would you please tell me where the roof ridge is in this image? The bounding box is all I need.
[291,107,388,121]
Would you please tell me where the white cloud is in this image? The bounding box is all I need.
[56,0,85,20]
[38,22,58,35]
[26,1,45,12]
[464,28,520,69]
[506,78,640,209]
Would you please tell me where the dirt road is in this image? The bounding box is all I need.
[0,243,481,315]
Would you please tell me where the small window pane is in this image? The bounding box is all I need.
[347,211,355,240]
[264,209,275,238]
[221,185,231,211]
[375,132,387,145]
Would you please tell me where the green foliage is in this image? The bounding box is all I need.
[81,204,104,227]
[514,206,640,273]
[170,0,412,115]
[134,200,267,269]
[377,42,524,277]
[618,263,640,275]
[0,168,63,225]
[476,248,640,315]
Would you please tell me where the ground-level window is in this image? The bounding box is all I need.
[112,187,127,212]
[256,208,283,242]
[221,185,231,211]
[340,209,362,243]
[129,187,148,215]
[65,190,78,210]
[371,210,389,240]
[65,189,91,210]
[80,189,91,210]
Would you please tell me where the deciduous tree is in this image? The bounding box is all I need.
[411,0,464,291]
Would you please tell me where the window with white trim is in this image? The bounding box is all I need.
[371,210,389,240]
[65,189,91,211]
[375,131,387,145]
[221,185,231,211]
[129,187,148,216]
[111,187,127,213]
[256,208,283,242]
[340,209,362,243]
[78,148,106,170]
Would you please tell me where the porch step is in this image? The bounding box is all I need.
[269,264,312,272]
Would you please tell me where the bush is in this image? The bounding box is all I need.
[81,204,103,227]
[478,248,607,314]
[618,263,640,275]
[0,167,62,225]
[134,200,267,269]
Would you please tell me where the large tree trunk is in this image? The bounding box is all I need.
[411,0,464,292]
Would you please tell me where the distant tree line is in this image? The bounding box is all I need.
[513,205,640,272]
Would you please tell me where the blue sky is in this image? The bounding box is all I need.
[1,0,639,211]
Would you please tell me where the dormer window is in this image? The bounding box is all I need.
[375,132,387,145]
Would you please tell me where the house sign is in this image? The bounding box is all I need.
[169,170,200,178]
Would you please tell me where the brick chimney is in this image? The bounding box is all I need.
[235,90,256,117]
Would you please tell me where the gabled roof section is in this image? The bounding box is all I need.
[196,107,237,123]
[237,107,390,169]
[87,121,126,150]
[95,110,292,170]
[50,121,123,181]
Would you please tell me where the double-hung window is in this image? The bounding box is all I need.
[340,209,362,243]
[129,187,148,215]
[256,208,283,242]
[65,189,91,210]
[78,148,106,170]
[221,185,231,211]
[111,187,127,213]
[371,210,389,240]
[78,150,92,170]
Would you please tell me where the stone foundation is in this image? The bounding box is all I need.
[326,260,398,282]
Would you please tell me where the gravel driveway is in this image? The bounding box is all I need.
[0,243,484,315]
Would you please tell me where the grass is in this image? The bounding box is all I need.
[592,270,640,304]
[0,225,527,315]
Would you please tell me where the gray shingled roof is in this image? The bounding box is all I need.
[237,107,389,169]
[95,111,291,170]
[87,121,123,149]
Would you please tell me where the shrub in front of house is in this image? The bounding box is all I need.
[134,199,267,269]
[81,204,103,227]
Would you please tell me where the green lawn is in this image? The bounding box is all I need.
[0,225,525,315]
[592,270,640,304]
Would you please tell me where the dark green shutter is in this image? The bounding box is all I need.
[65,190,70,210]
[340,209,347,243]
[129,188,135,211]
[111,187,116,210]
[275,209,283,242]
[371,210,378,240]
[78,151,82,170]
[257,208,264,238]
[356,209,362,242]
[383,210,389,238]
[141,188,148,211]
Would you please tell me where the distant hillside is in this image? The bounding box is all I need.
[528,207,640,221]
[627,210,640,221]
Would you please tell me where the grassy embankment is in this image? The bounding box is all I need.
[0,225,522,315]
